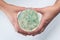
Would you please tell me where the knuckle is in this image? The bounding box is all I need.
[44,19,51,26]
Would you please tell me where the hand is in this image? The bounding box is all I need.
[1,4,31,35]
[31,6,60,36]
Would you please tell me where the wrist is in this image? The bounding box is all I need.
[53,4,60,13]
[53,0,60,13]
[0,0,8,10]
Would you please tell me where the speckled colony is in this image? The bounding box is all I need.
[18,9,42,32]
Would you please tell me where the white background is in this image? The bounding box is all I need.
[0,0,60,40]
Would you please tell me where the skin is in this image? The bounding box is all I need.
[0,0,30,35]
[0,0,60,36]
[32,6,60,36]
[31,0,60,36]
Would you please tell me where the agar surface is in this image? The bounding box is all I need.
[18,9,40,32]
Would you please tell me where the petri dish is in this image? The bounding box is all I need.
[17,9,42,32]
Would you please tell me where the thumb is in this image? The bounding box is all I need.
[16,6,26,13]
[19,7,26,11]
[33,8,44,14]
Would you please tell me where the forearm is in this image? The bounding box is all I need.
[54,0,60,12]
[0,0,7,10]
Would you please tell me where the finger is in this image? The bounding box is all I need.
[16,15,32,35]
[32,8,44,15]
[18,7,26,11]
[19,7,26,11]
[17,27,32,35]
[15,6,26,13]
[31,16,50,36]
[11,16,29,35]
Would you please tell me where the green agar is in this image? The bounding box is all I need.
[18,9,40,32]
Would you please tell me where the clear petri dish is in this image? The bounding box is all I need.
[17,9,42,32]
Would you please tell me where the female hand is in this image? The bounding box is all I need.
[1,3,31,35]
[31,5,60,36]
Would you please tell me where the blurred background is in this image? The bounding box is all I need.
[0,0,60,40]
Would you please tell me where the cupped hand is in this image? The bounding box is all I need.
[2,4,31,35]
[31,6,60,36]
